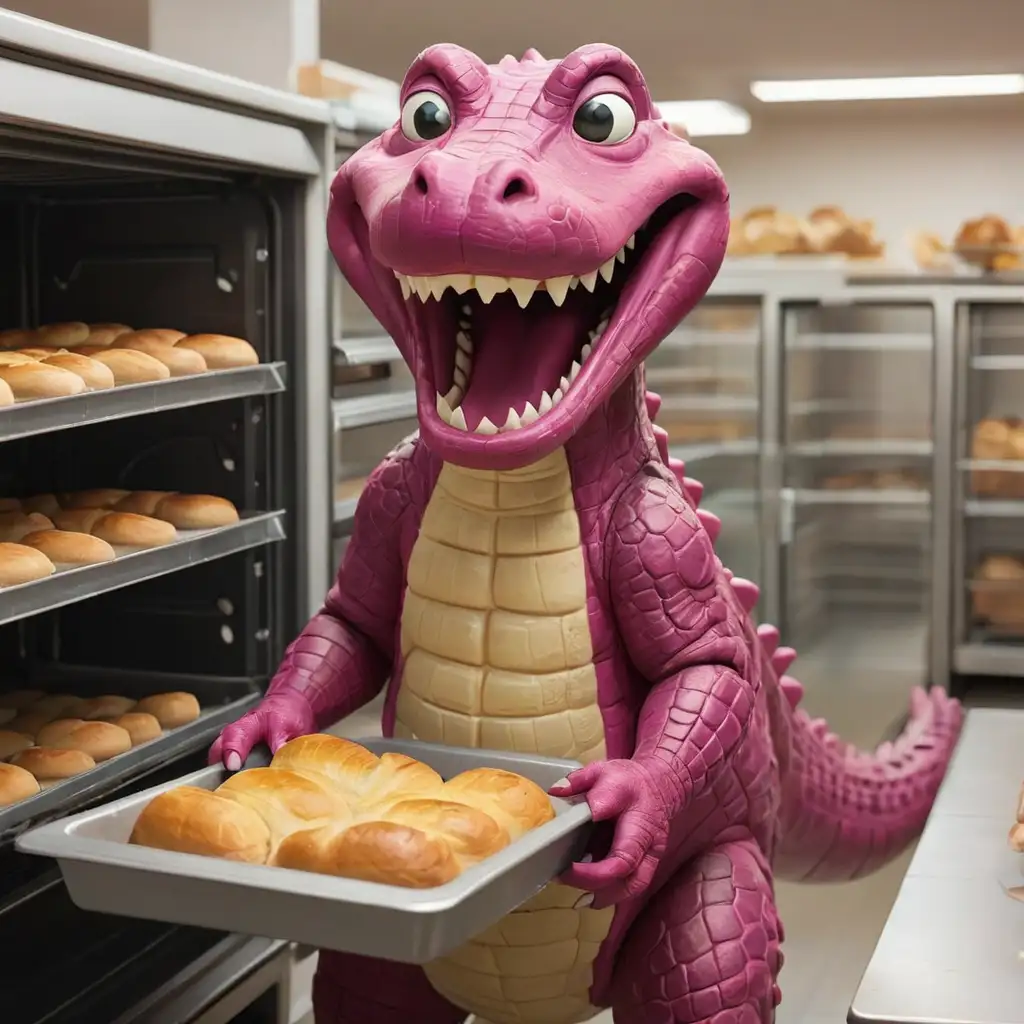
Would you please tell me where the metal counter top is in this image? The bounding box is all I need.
[849,707,1024,1024]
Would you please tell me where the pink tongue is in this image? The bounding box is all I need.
[458,297,583,428]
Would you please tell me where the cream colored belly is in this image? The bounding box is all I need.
[396,452,611,1024]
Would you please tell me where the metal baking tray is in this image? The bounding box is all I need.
[18,738,593,963]
[0,670,261,841]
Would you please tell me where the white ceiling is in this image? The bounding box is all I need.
[320,0,1024,103]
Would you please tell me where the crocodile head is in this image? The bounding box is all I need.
[328,43,729,470]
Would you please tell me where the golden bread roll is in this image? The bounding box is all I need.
[0,328,32,350]
[0,761,39,805]
[0,352,36,365]
[0,512,54,543]
[113,712,162,746]
[18,347,63,359]
[12,746,95,781]
[0,543,55,586]
[153,494,239,529]
[134,691,200,728]
[21,494,61,518]
[0,689,45,711]
[86,323,132,346]
[131,735,555,888]
[53,509,177,548]
[113,333,207,377]
[35,322,90,348]
[130,786,272,862]
[137,329,186,345]
[6,709,57,738]
[35,719,131,761]
[88,348,171,385]
[21,530,116,566]
[41,352,115,390]
[0,377,14,407]
[0,362,87,400]
[59,488,131,510]
[79,695,137,720]
[0,729,34,761]
[68,345,107,357]
[30,694,88,719]
[176,334,259,369]
[114,491,174,516]
[1010,821,1024,852]
[957,215,1013,250]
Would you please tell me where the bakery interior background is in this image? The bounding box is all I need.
[8,0,1024,267]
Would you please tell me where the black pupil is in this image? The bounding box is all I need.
[574,100,615,142]
[413,100,450,139]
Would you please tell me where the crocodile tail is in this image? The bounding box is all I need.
[773,681,963,882]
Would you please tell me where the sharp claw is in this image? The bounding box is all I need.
[225,752,242,771]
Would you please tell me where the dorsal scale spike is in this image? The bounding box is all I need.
[521,47,546,62]
[682,477,703,506]
[696,508,721,542]
[757,623,780,655]
[730,577,760,612]
[645,391,663,420]
[779,675,804,709]
[772,647,797,674]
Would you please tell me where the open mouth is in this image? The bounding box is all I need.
[392,193,701,436]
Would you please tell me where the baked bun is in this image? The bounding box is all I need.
[88,349,171,385]
[0,362,88,400]
[0,729,34,761]
[53,509,177,548]
[41,352,116,390]
[0,377,13,407]
[21,494,61,518]
[113,712,162,746]
[86,323,132,346]
[0,762,39,805]
[60,488,132,510]
[35,719,132,762]
[131,735,555,888]
[0,329,32,350]
[113,491,174,516]
[134,691,200,728]
[0,543,56,586]
[35,322,90,348]
[22,530,116,566]
[18,347,63,359]
[79,695,137,720]
[135,329,186,345]
[12,746,96,781]
[0,352,36,365]
[30,694,89,718]
[154,494,239,529]
[176,334,259,369]
[113,333,207,376]
[0,690,45,711]
[0,512,55,543]
[6,709,58,738]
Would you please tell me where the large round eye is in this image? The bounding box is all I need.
[573,93,637,145]
[400,91,452,142]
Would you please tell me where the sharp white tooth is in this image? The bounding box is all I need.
[458,319,471,330]
[502,407,522,431]
[455,348,471,373]
[521,401,539,425]
[538,391,553,414]
[625,233,636,250]
[413,277,432,302]
[552,388,564,404]
[508,278,540,308]
[429,278,449,301]
[615,247,627,264]
[560,376,570,392]
[545,276,573,306]
[569,277,581,290]
[597,318,609,333]
[450,406,468,430]
[456,331,472,353]
[474,276,508,304]
[461,303,472,316]
[599,259,616,283]
[444,385,462,406]
[447,274,473,295]
[569,360,582,381]
[454,367,467,388]
[475,416,498,435]
[397,275,412,300]
[581,343,593,361]
[436,393,453,423]
[580,270,598,293]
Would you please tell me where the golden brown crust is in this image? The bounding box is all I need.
[86,323,133,346]
[153,494,239,530]
[113,491,175,516]
[88,348,171,385]
[175,334,259,369]
[91,512,177,548]
[41,352,116,391]
[0,512,55,543]
[113,712,162,746]
[21,494,61,518]
[0,761,40,805]
[29,694,89,719]
[0,362,88,400]
[21,530,116,566]
[79,695,137,720]
[0,729,34,761]
[59,489,131,510]
[0,543,56,586]
[35,719,131,762]
[112,334,207,377]
[34,322,90,348]
[134,692,200,728]
[12,746,95,780]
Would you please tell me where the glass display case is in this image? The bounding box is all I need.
[647,298,763,586]
[953,302,1024,678]
[781,302,934,664]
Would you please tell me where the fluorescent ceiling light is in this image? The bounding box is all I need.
[750,73,1024,103]
[656,100,751,137]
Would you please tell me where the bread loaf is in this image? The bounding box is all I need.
[86,323,133,346]
[0,543,55,586]
[52,509,177,548]
[130,735,555,888]
[36,719,132,761]
[79,695,137,720]
[114,491,174,516]
[0,329,32,350]
[0,729,34,761]
[0,376,14,407]
[0,762,40,805]
[88,349,171,385]
[154,494,239,529]
[0,362,87,400]
[134,691,200,728]
[113,712,162,746]
[22,530,116,566]
[42,352,115,391]
[60,489,131,510]
[35,322,90,348]
[137,329,186,345]
[176,334,259,369]
[5,710,55,738]
[113,333,207,377]
[0,512,54,543]
[30,694,89,718]
[21,494,61,518]
[12,746,96,781]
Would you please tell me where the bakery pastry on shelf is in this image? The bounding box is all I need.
[970,418,1024,498]
[130,734,555,888]
[953,215,1023,272]
[972,554,1024,631]
[728,204,884,259]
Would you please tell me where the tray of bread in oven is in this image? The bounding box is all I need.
[17,735,594,963]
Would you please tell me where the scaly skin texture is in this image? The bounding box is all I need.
[212,44,964,1024]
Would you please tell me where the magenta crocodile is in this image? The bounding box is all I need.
[212,42,964,1024]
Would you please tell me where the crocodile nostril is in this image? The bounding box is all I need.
[501,176,535,201]
[414,172,429,195]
